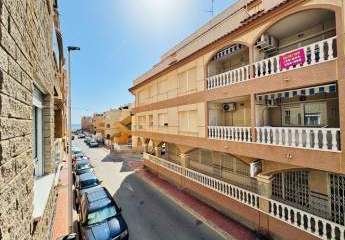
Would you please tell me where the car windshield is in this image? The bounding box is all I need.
[81,179,98,188]
[77,162,89,169]
[87,206,117,225]
[78,168,92,175]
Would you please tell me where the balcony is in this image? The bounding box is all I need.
[207,36,337,90]
[144,153,345,240]
[207,83,341,152]
[208,126,252,143]
[256,127,340,152]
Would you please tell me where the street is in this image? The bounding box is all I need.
[73,139,225,240]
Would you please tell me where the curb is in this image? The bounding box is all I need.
[137,170,237,240]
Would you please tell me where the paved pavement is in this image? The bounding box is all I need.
[74,138,225,240]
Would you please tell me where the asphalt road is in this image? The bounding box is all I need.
[73,138,225,240]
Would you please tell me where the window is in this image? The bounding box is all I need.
[330,174,345,225]
[148,115,153,127]
[158,113,168,127]
[138,116,146,129]
[178,110,198,133]
[304,113,321,126]
[284,110,291,125]
[272,171,310,210]
[33,87,44,177]
[178,68,197,94]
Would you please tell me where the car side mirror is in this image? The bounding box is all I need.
[99,180,103,184]
[118,207,122,212]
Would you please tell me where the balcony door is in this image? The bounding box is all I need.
[33,87,44,177]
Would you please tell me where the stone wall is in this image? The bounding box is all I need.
[0,0,60,239]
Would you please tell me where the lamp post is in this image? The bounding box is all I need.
[67,46,80,233]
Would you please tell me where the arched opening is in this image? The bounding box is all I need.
[254,9,336,62]
[159,142,181,164]
[207,43,249,77]
[106,134,111,140]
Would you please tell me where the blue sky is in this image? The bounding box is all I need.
[60,0,235,124]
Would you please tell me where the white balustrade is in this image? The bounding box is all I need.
[208,126,252,142]
[268,199,345,240]
[253,36,337,79]
[207,65,250,89]
[144,152,345,239]
[143,153,260,209]
[207,37,337,90]
[256,127,340,152]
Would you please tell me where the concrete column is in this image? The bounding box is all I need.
[179,153,190,168]
[256,174,273,215]
[143,143,148,153]
[256,174,273,199]
[154,146,161,157]
[250,93,257,142]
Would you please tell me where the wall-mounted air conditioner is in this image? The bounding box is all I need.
[223,103,236,112]
[255,34,278,52]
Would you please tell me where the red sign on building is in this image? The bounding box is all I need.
[279,49,306,69]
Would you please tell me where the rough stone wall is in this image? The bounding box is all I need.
[0,0,58,239]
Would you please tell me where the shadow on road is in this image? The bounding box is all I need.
[100,152,143,173]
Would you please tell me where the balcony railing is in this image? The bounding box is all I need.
[208,126,252,142]
[207,65,251,89]
[207,36,337,90]
[208,126,341,152]
[256,127,341,152]
[144,153,260,209]
[144,153,345,240]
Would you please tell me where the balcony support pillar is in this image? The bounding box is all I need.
[154,146,161,157]
[250,93,257,142]
[143,143,148,153]
[179,153,190,168]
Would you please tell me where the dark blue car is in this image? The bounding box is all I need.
[79,187,129,240]
[75,172,102,209]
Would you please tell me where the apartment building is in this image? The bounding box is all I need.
[104,104,132,146]
[0,0,68,239]
[91,113,105,136]
[81,116,92,131]
[130,0,345,239]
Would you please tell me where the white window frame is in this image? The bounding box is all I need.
[33,87,44,177]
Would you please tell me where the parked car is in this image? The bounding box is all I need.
[75,172,102,210]
[79,187,129,240]
[73,156,90,171]
[84,137,91,145]
[73,159,94,183]
[89,140,99,148]
[78,133,86,139]
[72,146,84,159]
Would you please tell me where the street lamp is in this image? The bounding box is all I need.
[67,46,80,233]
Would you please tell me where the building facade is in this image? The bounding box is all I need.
[81,116,92,131]
[91,113,105,137]
[104,104,132,146]
[130,0,345,239]
[0,0,68,239]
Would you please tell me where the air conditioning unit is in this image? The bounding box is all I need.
[255,34,278,52]
[250,160,262,178]
[223,103,236,112]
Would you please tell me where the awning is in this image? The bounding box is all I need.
[256,83,337,103]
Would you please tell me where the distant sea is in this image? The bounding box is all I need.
[72,123,81,131]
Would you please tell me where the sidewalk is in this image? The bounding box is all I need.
[51,162,71,240]
[137,169,256,240]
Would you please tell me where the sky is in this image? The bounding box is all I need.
[60,0,235,124]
